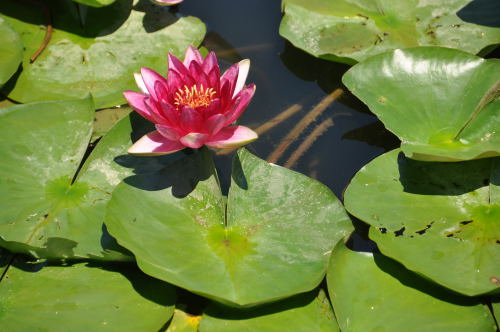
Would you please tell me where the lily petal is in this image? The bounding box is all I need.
[206,125,257,148]
[124,91,157,123]
[128,130,184,156]
[205,113,226,136]
[223,84,256,126]
[183,45,203,66]
[180,106,203,132]
[141,67,167,100]
[150,0,183,6]
[134,73,148,94]
[180,133,208,149]
[156,124,181,141]
[233,59,250,97]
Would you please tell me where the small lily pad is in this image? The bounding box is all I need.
[199,290,339,332]
[344,149,500,296]
[0,0,205,108]
[280,0,500,64]
[343,47,500,161]
[105,148,353,306]
[0,16,22,85]
[327,241,496,331]
[0,99,179,260]
[0,261,176,331]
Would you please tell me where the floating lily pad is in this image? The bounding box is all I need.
[91,106,132,143]
[343,47,500,161]
[199,290,339,332]
[166,308,201,332]
[280,0,500,64]
[327,241,496,331]
[105,148,353,306]
[344,149,500,296]
[0,99,181,260]
[0,261,176,331]
[0,16,22,85]
[0,0,205,108]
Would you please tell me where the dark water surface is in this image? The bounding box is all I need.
[178,0,399,200]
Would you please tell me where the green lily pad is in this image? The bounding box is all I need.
[343,47,500,161]
[344,149,500,296]
[0,99,181,261]
[166,308,201,332]
[327,241,496,332]
[105,148,353,306]
[0,0,205,108]
[280,0,500,64]
[493,301,500,324]
[91,106,132,143]
[0,249,12,279]
[199,290,339,332]
[0,261,176,330]
[0,16,22,85]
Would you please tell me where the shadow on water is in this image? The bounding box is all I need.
[457,0,500,28]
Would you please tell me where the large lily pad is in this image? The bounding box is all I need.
[0,16,22,85]
[343,47,500,161]
[199,290,339,332]
[0,99,180,260]
[327,241,496,331]
[105,148,353,306]
[344,149,500,296]
[0,261,176,330]
[280,0,500,64]
[0,0,205,108]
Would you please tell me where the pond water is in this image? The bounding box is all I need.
[177,0,400,251]
[179,0,400,200]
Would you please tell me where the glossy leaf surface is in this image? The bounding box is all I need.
[280,0,500,63]
[343,47,499,161]
[344,149,500,295]
[0,100,179,260]
[0,262,176,331]
[0,0,205,108]
[327,242,496,332]
[199,290,339,332]
[105,148,353,306]
[0,16,22,85]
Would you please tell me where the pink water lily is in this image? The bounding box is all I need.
[124,46,257,155]
[149,0,183,6]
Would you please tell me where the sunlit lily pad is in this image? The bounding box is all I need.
[199,290,339,332]
[327,241,496,331]
[344,149,500,296]
[0,0,205,108]
[0,16,22,85]
[343,47,500,161]
[0,99,180,260]
[105,148,353,306]
[280,0,500,64]
[0,261,176,330]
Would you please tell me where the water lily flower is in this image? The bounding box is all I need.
[124,46,257,155]
[149,0,183,6]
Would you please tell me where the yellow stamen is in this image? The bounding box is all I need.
[174,84,216,108]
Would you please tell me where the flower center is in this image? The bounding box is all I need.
[174,84,216,108]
